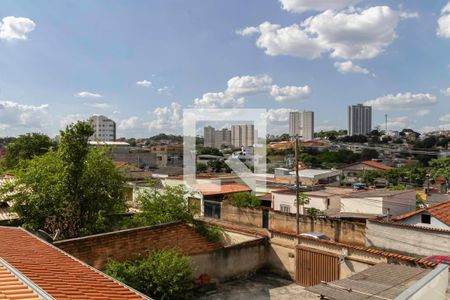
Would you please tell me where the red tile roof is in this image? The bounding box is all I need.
[191,183,252,196]
[0,264,42,300]
[0,226,148,299]
[392,200,450,227]
[361,160,394,170]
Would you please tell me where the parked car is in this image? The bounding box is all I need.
[299,232,331,241]
[424,256,450,265]
[352,182,366,190]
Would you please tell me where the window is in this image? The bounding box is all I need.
[280,204,290,213]
[421,214,431,224]
[326,198,330,208]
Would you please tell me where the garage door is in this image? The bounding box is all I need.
[296,246,340,286]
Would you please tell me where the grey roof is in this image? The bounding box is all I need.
[306,263,430,300]
[343,189,414,198]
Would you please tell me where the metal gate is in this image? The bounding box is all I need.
[296,246,340,286]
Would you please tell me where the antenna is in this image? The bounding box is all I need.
[385,114,388,133]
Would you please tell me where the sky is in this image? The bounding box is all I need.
[0,0,450,138]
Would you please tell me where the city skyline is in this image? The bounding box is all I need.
[1,0,450,137]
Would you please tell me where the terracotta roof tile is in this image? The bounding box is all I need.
[361,160,394,170]
[191,183,252,196]
[0,227,148,300]
[392,200,450,227]
[0,265,41,300]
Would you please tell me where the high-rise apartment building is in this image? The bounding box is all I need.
[289,111,314,141]
[231,124,255,148]
[348,104,372,136]
[88,115,116,141]
[203,126,231,148]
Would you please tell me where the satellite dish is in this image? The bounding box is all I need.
[36,229,54,243]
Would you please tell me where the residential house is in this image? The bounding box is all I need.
[391,200,450,230]
[340,160,393,183]
[273,168,342,186]
[150,144,183,168]
[0,226,148,299]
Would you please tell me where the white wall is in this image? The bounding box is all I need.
[341,196,384,215]
[399,214,450,230]
[272,192,336,214]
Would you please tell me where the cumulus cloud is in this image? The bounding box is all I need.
[439,114,450,122]
[59,114,85,129]
[75,91,103,98]
[0,16,35,41]
[239,6,411,60]
[334,61,369,74]
[83,102,111,109]
[261,108,290,122]
[136,80,152,88]
[119,116,140,130]
[194,92,246,108]
[226,75,273,96]
[279,0,360,13]
[236,26,259,36]
[0,100,48,130]
[416,109,431,116]
[441,87,450,96]
[382,116,410,130]
[144,102,182,131]
[420,124,450,133]
[437,2,450,39]
[364,92,437,111]
[270,85,311,102]
[157,86,171,96]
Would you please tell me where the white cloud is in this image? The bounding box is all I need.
[382,116,410,130]
[262,108,290,122]
[364,92,437,111]
[279,0,360,13]
[440,87,450,96]
[420,124,450,133]
[437,2,450,39]
[119,116,140,130]
[270,85,311,102]
[0,16,35,41]
[236,26,259,36]
[194,92,246,108]
[439,114,450,122]
[334,60,369,74]
[59,114,85,129]
[144,102,182,131]
[240,6,409,60]
[136,80,152,88]
[75,91,103,98]
[416,109,431,116]
[0,100,48,130]
[83,102,111,109]
[157,86,171,96]
[226,75,273,96]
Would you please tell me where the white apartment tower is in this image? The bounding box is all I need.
[204,126,231,148]
[204,126,215,148]
[289,111,314,141]
[348,104,372,136]
[231,124,255,148]
[88,115,116,141]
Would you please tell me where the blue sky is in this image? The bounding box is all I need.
[0,0,450,137]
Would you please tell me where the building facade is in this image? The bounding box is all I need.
[348,104,372,136]
[88,115,116,141]
[203,126,231,148]
[231,124,255,148]
[204,126,215,148]
[289,111,314,141]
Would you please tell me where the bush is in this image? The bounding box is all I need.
[229,193,261,208]
[105,249,193,300]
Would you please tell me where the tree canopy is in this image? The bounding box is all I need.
[2,121,125,238]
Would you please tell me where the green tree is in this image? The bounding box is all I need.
[196,162,208,173]
[428,157,450,181]
[106,249,193,300]
[2,133,55,170]
[198,147,223,156]
[229,192,261,208]
[360,148,379,160]
[2,121,125,238]
[294,192,310,214]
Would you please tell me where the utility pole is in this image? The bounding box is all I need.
[294,134,300,241]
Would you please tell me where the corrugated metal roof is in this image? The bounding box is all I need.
[306,263,431,300]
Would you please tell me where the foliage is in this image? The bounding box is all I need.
[197,147,223,156]
[360,149,379,160]
[428,157,450,180]
[105,249,193,300]
[229,192,261,208]
[295,192,310,206]
[2,121,125,238]
[306,207,323,217]
[416,194,425,209]
[147,133,183,143]
[193,221,221,243]
[196,163,208,173]
[2,133,56,170]
[207,159,231,173]
[339,135,368,143]
[389,184,406,190]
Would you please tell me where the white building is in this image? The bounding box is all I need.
[204,126,215,148]
[88,115,116,141]
[348,104,372,136]
[203,126,231,148]
[289,111,314,141]
[231,124,255,148]
[392,200,450,230]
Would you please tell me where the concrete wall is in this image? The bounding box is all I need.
[366,220,450,257]
[399,213,450,230]
[272,192,335,214]
[398,264,449,300]
[270,211,367,246]
[54,222,221,270]
[190,238,268,282]
[221,203,262,227]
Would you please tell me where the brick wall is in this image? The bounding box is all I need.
[54,222,221,270]
[270,211,366,246]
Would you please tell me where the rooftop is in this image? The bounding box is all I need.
[88,141,130,146]
[343,188,414,198]
[343,160,394,170]
[190,183,252,196]
[306,263,431,300]
[392,200,450,227]
[0,226,148,299]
